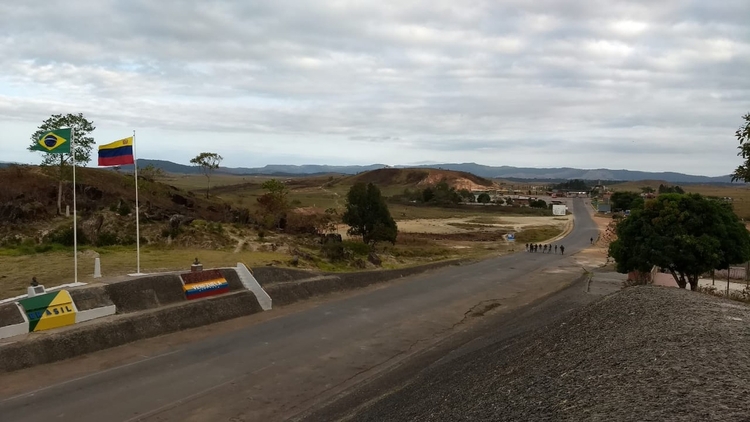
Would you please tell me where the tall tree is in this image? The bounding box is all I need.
[342,182,398,245]
[28,113,96,215]
[609,193,750,290]
[732,112,750,182]
[256,179,289,228]
[190,152,223,198]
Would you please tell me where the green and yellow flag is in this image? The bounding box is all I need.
[31,128,71,154]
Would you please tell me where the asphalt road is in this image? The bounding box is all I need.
[0,199,598,422]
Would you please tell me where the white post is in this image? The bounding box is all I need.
[71,127,78,284]
[133,130,141,275]
[94,257,101,278]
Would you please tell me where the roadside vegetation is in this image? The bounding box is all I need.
[609,112,750,300]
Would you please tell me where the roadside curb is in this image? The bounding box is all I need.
[547,217,575,244]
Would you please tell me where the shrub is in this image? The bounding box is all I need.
[117,201,131,216]
[96,231,120,247]
[322,241,347,261]
[343,240,371,256]
[47,227,88,246]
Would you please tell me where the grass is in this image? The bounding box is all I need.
[515,225,564,243]
[0,245,289,300]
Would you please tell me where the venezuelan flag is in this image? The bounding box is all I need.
[98,137,135,167]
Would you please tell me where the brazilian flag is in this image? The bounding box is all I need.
[31,128,71,154]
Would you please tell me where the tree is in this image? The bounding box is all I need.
[257,179,289,229]
[641,186,655,194]
[477,193,491,204]
[552,179,589,191]
[190,152,223,198]
[342,182,397,245]
[530,199,548,209]
[139,164,165,182]
[610,191,643,211]
[458,189,475,203]
[424,179,461,205]
[658,184,685,195]
[28,113,96,215]
[732,112,750,182]
[608,193,750,290]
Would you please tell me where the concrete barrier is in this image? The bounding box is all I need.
[0,303,28,339]
[251,267,319,285]
[265,259,466,306]
[0,290,263,373]
[70,286,116,324]
[104,274,186,313]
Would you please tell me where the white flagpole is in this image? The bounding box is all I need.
[71,127,78,284]
[133,130,141,274]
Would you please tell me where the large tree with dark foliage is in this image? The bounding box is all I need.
[731,112,750,182]
[609,193,750,290]
[28,113,96,215]
[343,182,397,245]
[610,191,644,211]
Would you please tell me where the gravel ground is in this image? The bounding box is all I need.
[351,286,750,422]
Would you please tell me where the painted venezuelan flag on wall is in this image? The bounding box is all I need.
[98,137,135,167]
[181,269,230,300]
[18,290,77,332]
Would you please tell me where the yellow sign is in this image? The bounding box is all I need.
[19,290,77,332]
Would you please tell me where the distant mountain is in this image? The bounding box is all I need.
[404,163,736,184]
[122,159,737,184]
[223,163,388,175]
[118,159,202,174]
[115,160,389,176]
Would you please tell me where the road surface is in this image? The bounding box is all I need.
[0,199,598,422]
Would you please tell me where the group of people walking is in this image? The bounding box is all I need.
[526,243,564,254]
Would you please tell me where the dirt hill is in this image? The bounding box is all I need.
[0,165,237,224]
[351,286,750,421]
[341,168,498,191]
[0,165,256,249]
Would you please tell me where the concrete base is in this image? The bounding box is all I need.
[0,323,28,340]
[0,304,29,340]
[236,263,272,310]
[76,305,117,324]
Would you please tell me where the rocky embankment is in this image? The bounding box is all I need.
[352,286,750,421]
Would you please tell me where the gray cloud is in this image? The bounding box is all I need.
[0,0,748,175]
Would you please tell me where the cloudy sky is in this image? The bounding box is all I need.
[1,1,748,175]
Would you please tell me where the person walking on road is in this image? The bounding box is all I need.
[525,243,529,252]
[554,245,558,254]
[542,245,547,253]
[560,245,565,255]
[590,237,594,244]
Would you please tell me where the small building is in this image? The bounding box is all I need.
[597,203,611,213]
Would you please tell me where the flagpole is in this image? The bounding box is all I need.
[71,127,78,284]
[133,130,141,274]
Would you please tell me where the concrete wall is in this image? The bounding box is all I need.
[265,259,465,306]
[0,291,262,373]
